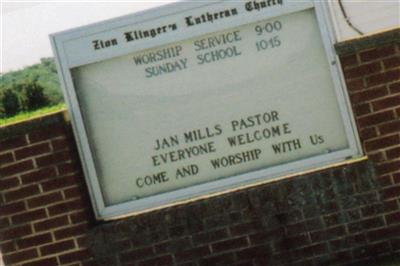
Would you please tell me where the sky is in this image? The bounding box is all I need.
[1,1,178,73]
[1,1,398,73]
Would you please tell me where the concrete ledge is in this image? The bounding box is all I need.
[0,110,68,140]
[335,27,400,56]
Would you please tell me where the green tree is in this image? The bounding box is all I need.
[22,80,49,111]
[0,57,64,108]
[1,89,20,117]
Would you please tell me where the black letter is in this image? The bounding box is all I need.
[124,32,134,42]
[92,40,100,50]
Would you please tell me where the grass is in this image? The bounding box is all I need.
[0,103,66,127]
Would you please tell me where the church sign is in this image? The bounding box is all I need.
[51,0,362,220]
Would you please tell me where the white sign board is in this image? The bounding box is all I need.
[51,0,362,220]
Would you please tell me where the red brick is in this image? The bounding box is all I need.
[353,241,390,259]
[81,261,96,266]
[0,135,28,152]
[382,185,400,199]
[394,173,400,183]
[139,255,174,266]
[0,176,20,190]
[5,184,40,202]
[41,174,80,192]
[393,238,400,251]
[364,135,400,152]
[0,201,26,215]
[359,127,378,141]
[27,192,63,208]
[21,167,57,184]
[154,237,191,254]
[376,161,400,175]
[361,200,399,217]
[286,218,323,236]
[54,223,88,240]
[34,215,70,232]
[175,246,210,262]
[0,159,34,177]
[48,198,86,216]
[12,208,47,225]
[358,110,395,128]
[367,152,385,162]
[310,226,346,242]
[230,221,263,236]
[167,225,185,238]
[40,239,75,256]
[2,224,32,240]
[249,228,284,245]
[366,69,400,87]
[200,253,236,266]
[389,82,400,94]
[285,221,309,236]
[360,45,396,62]
[295,243,328,259]
[329,251,353,264]
[192,228,228,244]
[236,245,270,260]
[35,150,72,168]
[15,142,51,160]
[379,120,400,136]
[344,62,381,79]
[384,199,399,211]
[376,174,393,187]
[28,125,66,143]
[275,234,311,250]
[353,103,371,116]
[348,217,385,233]
[383,55,400,69]
[0,241,15,253]
[51,138,70,151]
[305,218,324,231]
[68,262,84,265]
[58,249,91,264]
[0,152,14,164]
[17,233,52,249]
[77,236,90,248]
[0,216,10,228]
[330,234,367,252]
[64,186,84,199]
[350,86,387,103]
[372,95,400,111]
[58,161,79,175]
[3,248,38,264]
[212,237,248,253]
[346,78,365,92]
[120,247,154,263]
[70,210,91,224]
[270,252,291,264]
[366,224,400,242]
[385,212,400,225]
[324,213,341,227]
[22,257,58,266]
[340,54,359,68]
[386,147,400,160]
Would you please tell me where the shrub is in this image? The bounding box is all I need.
[1,89,21,117]
[22,80,49,111]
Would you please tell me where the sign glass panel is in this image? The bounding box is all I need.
[71,9,349,206]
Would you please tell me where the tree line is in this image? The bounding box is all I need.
[0,58,64,118]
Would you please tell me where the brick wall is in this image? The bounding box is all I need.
[0,116,95,266]
[1,31,399,266]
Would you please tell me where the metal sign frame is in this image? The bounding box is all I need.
[51,0,362,220]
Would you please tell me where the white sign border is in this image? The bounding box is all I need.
[50,0,362,220]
